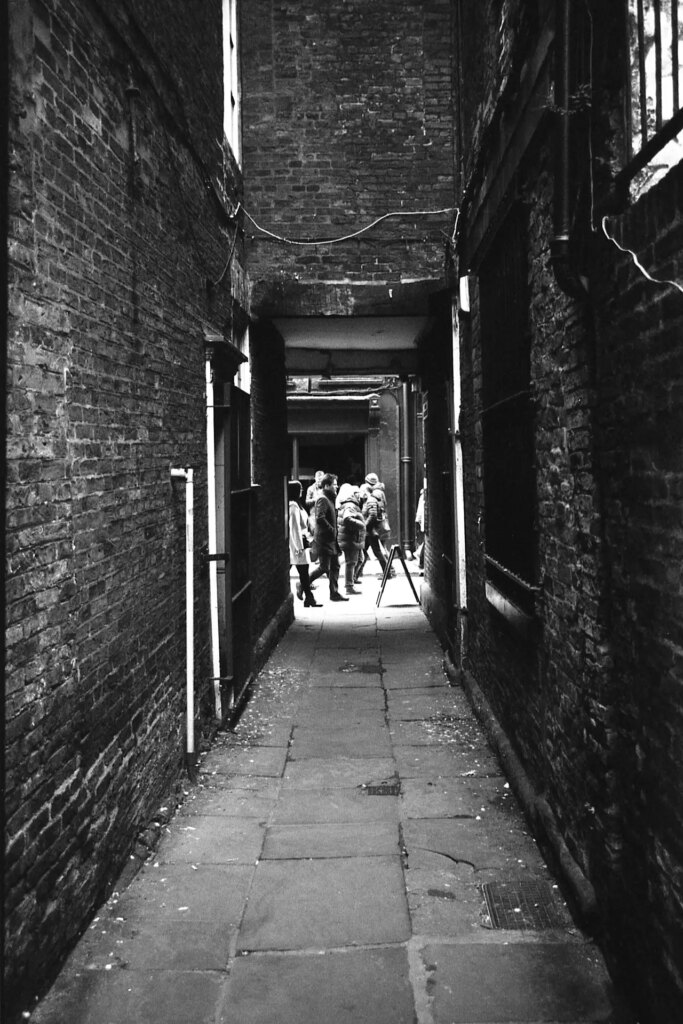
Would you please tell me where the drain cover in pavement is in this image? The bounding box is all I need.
[365,783,401,796]
[340,662,381,674]
[481,880,567,930]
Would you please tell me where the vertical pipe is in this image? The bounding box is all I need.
[292,436,300,480]
[205,358,222,721]
[637,0,648,143]
[400,380,413,555]
[185,469,195,760]
[673,1,680,112]
[654,0,663,130]
[451,297,468,663]
[171,467,196,772]
[551,0,588,299]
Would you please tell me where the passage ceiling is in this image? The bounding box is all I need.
[275,316,427,375]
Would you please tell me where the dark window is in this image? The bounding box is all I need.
[479,204,536,613]
[231,385,251,491]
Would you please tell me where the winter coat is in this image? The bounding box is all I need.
[288,501,311,566]
[362,492,382,535]
[313,488,339,555]
[336,486,366,555]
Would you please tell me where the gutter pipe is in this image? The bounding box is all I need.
[551,0,589,300]
[451,297,468,661]
[205,357,223,722]
[399,380,413,556]
[171,467,198,775]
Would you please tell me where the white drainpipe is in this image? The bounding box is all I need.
[205,357,223,722]
[451,296,468,661]
[170,467,196,771]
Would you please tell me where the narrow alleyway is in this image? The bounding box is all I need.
[29,564,625,1024]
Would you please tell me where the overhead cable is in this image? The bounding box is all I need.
[242,205,458,246]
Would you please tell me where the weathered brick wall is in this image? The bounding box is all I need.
[240,0,455,289]
[5,0,246,1005]
[460,142,604,822]
[457,0,543,190]
[590,166,683,1020]
[455,1,683,1018]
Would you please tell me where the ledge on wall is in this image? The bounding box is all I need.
[485,581,536,639]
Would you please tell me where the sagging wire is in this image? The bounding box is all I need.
[601,216,683,294]
[210,203,242,288]
[242,205,458,246]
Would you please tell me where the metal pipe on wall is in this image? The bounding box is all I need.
[400,380,413,554]
[205,358,222,722]
[171,467,197,773]
[451,297,468,663]
[551,0,589,299]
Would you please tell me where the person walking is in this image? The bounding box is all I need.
[355,485,391,580]
[305,470,325,510]
[336,483,366,595]
[359,471,380,504]
[312,473,348,601]
[288,481,320,607]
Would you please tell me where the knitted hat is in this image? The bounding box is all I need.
[364,472,379,486]
[337,483,360,507]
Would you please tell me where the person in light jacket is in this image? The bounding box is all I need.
[305,470,325,511]
[336,483,366,595]
[288,481,320,607]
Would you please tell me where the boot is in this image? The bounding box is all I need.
[330,592,349,602]
[304,596,321,607]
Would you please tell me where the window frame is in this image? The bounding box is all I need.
[478,202,538,619]
[223,0,241,163]
[618,0,683,199]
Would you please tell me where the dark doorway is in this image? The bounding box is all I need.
[297,434,366,487]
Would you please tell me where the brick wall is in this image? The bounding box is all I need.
[590,166,683,1020]
[454,0,683,1018]
[240,0,455,290]
[5,0,247,1005]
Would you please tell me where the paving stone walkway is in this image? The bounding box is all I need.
[29,565,629,1024]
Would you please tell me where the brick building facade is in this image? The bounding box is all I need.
[447,2,683,1019]
[5,0,290,1007]
[240,0,456,556]
[5,0,683,1020]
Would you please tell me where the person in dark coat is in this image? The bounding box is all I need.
[311,473,348,601]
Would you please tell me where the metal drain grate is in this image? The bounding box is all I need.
[481,880,567,930]
[365,783,401,796]
[340,662,381,674]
